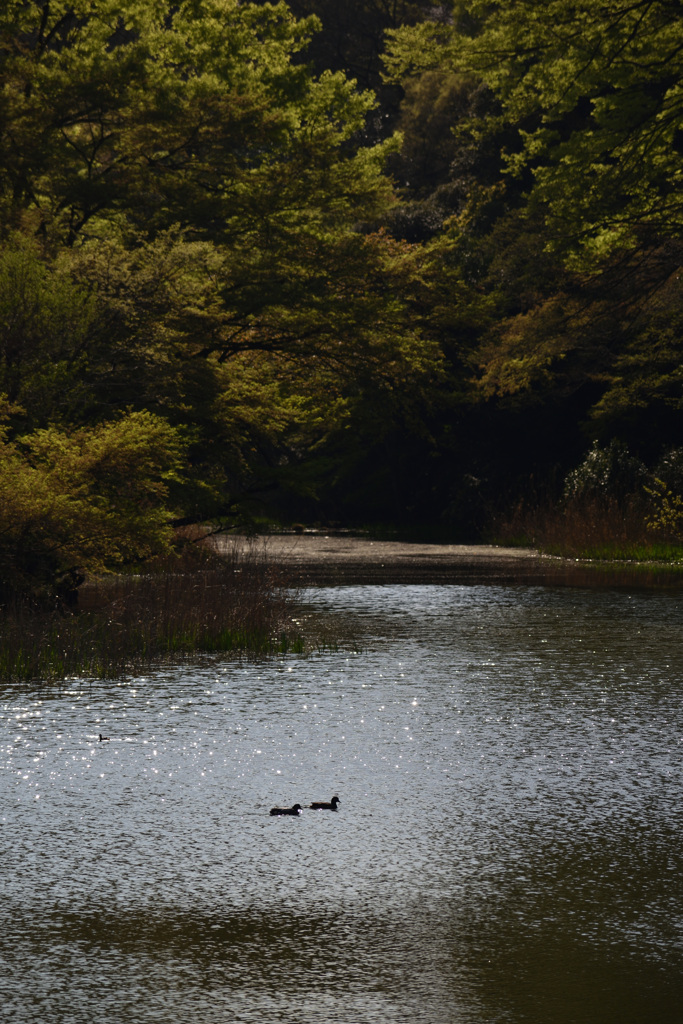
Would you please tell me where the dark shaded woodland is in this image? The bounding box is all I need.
[2,0,683,603]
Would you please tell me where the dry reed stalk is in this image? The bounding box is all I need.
[493,495,658,558]
[0,536,299,683]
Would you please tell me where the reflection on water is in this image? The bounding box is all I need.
[1,583,682,1023]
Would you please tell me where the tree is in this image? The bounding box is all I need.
[385,0,683,262]
[381,0,683,493]
[0,406,185,603]
[262,1,438,140]
[0,235,98,429]
[0,1,446,538]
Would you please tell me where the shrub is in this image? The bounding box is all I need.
[0,407,186,607]
[563,439,647,502]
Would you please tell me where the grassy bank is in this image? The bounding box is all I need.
[0,539,304,684]
[493,496,683,563]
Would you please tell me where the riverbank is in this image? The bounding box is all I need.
[0,543,299,684]
[214,533,683,589]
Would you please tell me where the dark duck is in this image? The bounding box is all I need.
[269,803,302,816]
[309,796,340,810]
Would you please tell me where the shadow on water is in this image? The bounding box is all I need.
[464,927,682,1024]
[4,891,681,1024]
[274,556,683,592]
[448,828,683,1024]
[0,903,477,1023]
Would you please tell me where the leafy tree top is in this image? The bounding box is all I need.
[0,0,395,243]
[385,0,683,263]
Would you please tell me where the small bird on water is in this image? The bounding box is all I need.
[99,733,109,742]
[270,803,302,816]
[309,796,340,810]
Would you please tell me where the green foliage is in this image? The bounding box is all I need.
[0,236,98,426]
[0,408,185,600]
[381,1,683,516]
[587,270,683,436]
[1,0,681,567]
[0,1,448,567]
[386,1,683,261]
[0,0,414,428]
[653,448,683,494]
[645,478,683,540]
[269,0,436,132]
[0,0,392,242]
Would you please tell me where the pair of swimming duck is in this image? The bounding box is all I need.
[270,796,340,816]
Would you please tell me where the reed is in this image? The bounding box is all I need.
[493,494,683,562]
[0,537,304,683]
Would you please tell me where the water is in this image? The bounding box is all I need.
[1,583,682,1023]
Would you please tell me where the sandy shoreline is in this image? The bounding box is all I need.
[213,533,681,588]
[236,534,540,563]
[214,533,573,586]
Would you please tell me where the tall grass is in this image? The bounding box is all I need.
[0,538,303,683]
[493,494,683,562]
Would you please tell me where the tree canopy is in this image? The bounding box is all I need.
[2,0,683,600]
[0,0,444,598]
[386,0,683,260]
[383,0,683,475]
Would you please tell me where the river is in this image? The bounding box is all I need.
[1,565,682,1023]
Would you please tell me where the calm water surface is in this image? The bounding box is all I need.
[1,583,682,1023]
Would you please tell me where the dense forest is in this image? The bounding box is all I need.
[2,0,683,602]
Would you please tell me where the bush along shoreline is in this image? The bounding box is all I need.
[492,442,683,564]
[0,539,305,684]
